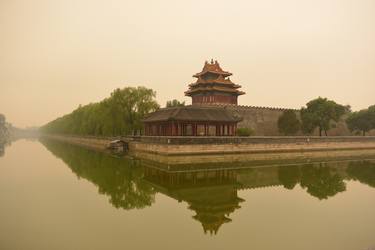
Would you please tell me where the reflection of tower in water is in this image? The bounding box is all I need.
[40,138,375,234]
[189,186,244,235]
[144,168,244,235]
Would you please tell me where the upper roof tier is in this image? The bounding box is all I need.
[193,59,232,78]
[189,75,242,89]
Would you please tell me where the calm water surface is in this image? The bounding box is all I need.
[0,139,375,250]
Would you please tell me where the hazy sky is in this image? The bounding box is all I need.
[1,0,374,127]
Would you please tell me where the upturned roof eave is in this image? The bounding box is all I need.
[185,89,246,96]
[187,82,242,88]
[143,118,242,123]
[193,71,232,78]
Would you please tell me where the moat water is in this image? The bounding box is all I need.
[1,139,375,250]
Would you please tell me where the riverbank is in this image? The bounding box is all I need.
[41,135,375,165]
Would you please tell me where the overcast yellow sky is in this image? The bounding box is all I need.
[1,0,374,127]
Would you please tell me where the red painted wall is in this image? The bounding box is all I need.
[192,95,237,105]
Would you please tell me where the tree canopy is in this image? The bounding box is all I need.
[166,99,185,108]
[369,105,375,129]
[301,97,348,136]
[277,110,300,135]
[346,108,375,136]
[0,114,5,125]
[41,87,159,136]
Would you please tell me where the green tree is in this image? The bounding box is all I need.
[110,87,160,135]
[346,109,373,136]
[369,105,375,129]
[0,114,5,126]
[42,86,159,136]
[300,97,348,136]
[166,99,185,107]
[277,110,301,135]
[0,114,9,142]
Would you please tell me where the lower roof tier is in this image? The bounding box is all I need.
[143,106,243,123]
[185,86,245,96]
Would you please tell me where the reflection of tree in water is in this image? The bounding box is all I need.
[40,139,155,210]
[300,164,346,200]
[347,161,375,188]
[0,140,12,158]
[278,163,347,200]
[278,165,300,190]
[0,143,5,157]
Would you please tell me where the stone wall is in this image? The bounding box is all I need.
[227,105,290,136]
[135,135,375,145]
[130,141,375,165]
[43,134,375,165]
[213,104,375,136]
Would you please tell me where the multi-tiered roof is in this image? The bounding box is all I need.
[185,60,245,105]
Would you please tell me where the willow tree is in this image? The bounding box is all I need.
[0,114,5,126]
[42,86,159,136]
[110,87,160,135]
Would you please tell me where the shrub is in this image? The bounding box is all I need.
[236,127,254,136]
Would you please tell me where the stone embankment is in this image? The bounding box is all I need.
[42,135,375,159]
[43,135,114,151]
[131,136,375,154]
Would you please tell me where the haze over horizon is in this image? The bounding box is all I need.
[1,0,375,128]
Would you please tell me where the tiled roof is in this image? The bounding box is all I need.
[189,76,242,89]
[185,86,245,96]
[186,60,245,97]
[193,60,232,78]
[143,106,242,123]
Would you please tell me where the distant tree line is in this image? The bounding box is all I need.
[0,114,12,142]
[41,87,159,136]
[41,86,374,137]
[166,99,185,107]
[277,97,375,136]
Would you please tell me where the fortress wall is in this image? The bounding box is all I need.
[224,105,375,136]
[227,105,288,136]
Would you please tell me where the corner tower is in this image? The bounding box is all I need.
[185,60,245,105]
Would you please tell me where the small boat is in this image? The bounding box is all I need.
[106,140,128,153]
